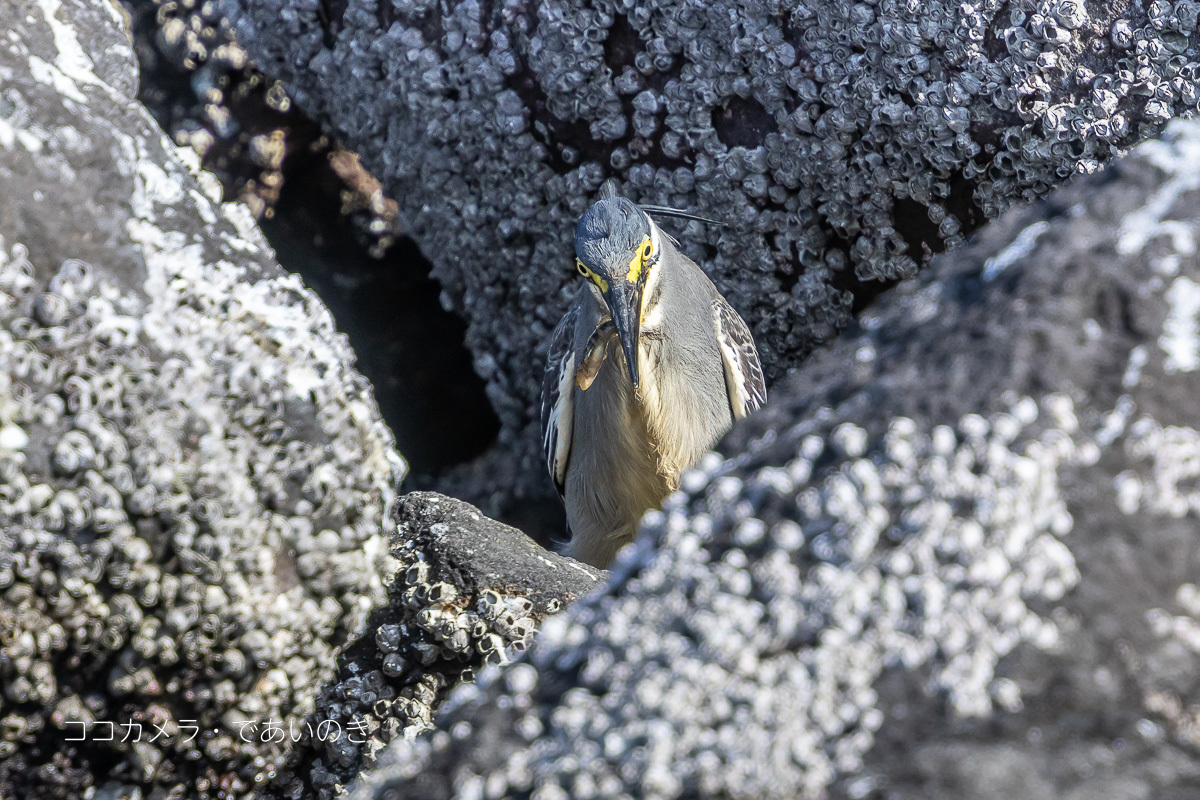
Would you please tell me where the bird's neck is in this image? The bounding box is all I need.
[626,328,694,485]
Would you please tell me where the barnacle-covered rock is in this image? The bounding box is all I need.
[0,1,401,798]
[122,0,404,251]
[225,0,1200,521]
[348,120,1200,799]
[120,0,502,486]
[268,492,601,800]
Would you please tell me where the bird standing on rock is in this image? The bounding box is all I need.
[540,194,766,568]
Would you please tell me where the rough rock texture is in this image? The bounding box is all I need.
[347,120,1200,799]
[122,0,404,250]
[226,0,1200,522]
[121,0,301,219]
[0,1,401,798]
[120,0,502,482]
[268,492,601,800]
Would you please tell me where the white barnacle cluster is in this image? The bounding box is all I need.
[357,395,1087,800]
[145,0,255,142]
[395,560,540,668]
[1148,583,1200,653]
[0,232,399,798]
[1113,415,1200,517]
[402,566,539,667]
[1141,582,1200,748]
[290,547,550,799]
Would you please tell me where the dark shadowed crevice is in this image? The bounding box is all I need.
[507,68,613,171]
[946,168,985,231]
[376,1,443,44]
[979,0,1011,61]
[833,182,989,317]
[603,13,643,75]
[258,147,500,476]
[824,232,901,315]
[970,118,1004,155]
[510,10,689,173]
[316,0,348,48]
[376,0,398,30]
[779,241,804,294]
[893,196,944,267]
[713,95,779,148]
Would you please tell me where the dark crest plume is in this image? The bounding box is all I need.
[638,204,726,228]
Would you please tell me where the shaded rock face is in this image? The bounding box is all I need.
[267,492,601,800]
[347,121,1200,799]
[254,166,501,478]
[0,1,401,798]
[225,0,1200,525]
[119,0,502,480]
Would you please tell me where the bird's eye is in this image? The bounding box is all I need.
[642,242,653,260]
[576,260,588,277]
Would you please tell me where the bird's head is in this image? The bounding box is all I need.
[574,196,659,389]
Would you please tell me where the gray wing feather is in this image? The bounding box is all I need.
[540,304,578,500]
[712,297,766,419]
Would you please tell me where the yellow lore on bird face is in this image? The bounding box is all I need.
[575,258,609,293]
[626,236,653,283]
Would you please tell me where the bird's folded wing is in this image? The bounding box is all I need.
[712,297,767,419]
[540,304,578,500]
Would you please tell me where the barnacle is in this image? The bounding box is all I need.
[264,491,599,799]
[0,231,399,797]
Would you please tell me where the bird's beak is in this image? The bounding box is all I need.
[603,281,642,389]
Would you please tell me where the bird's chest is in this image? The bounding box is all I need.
[634,334,731,481]
[569,314,730,494]
[570,347,668,513]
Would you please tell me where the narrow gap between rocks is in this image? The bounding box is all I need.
[258,149,501,476]
[124,0,501,480]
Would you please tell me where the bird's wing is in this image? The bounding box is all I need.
[712,296,766,419]
[540,303,578,501]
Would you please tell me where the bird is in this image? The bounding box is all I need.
[540,194,766,568]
